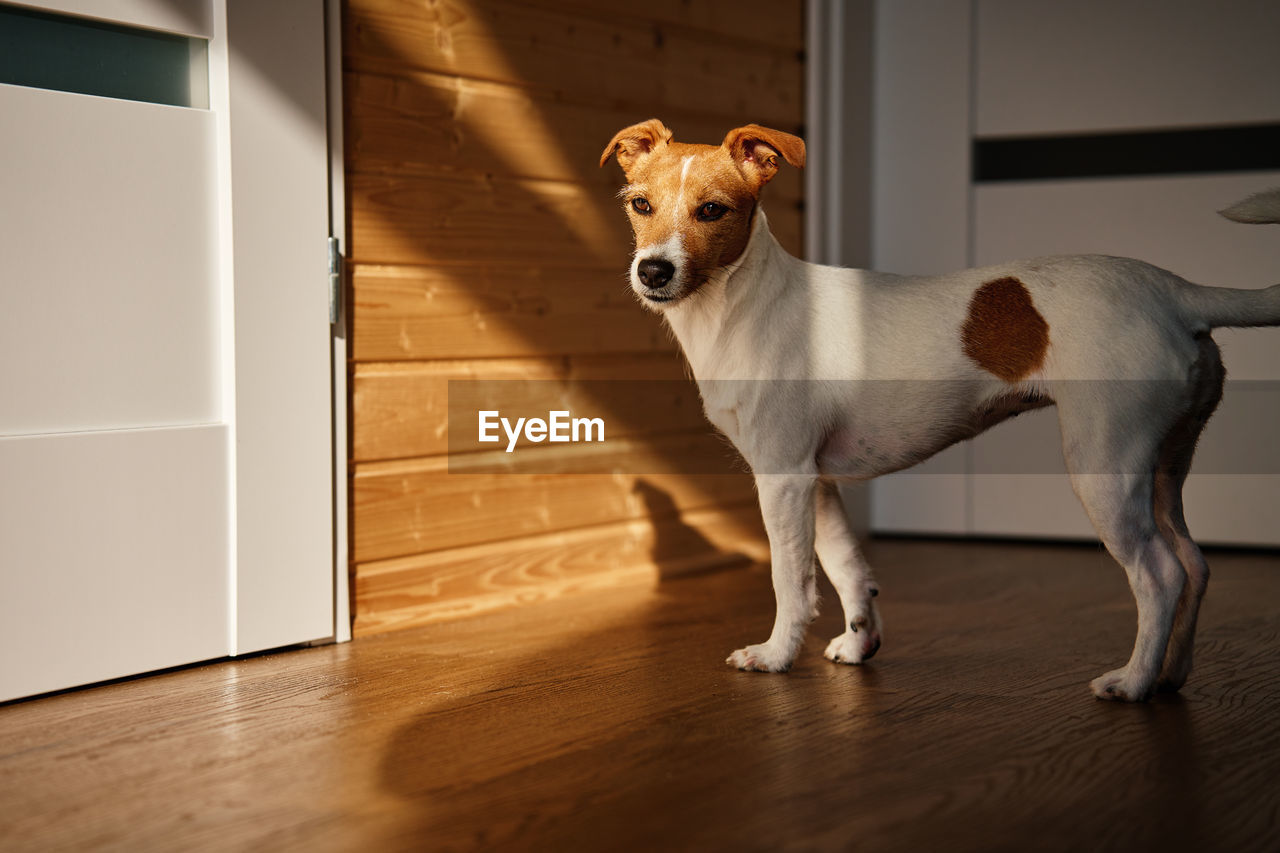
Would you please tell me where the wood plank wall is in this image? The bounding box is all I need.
[344,0,806,635]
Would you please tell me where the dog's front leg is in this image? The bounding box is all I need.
[814,481,883,665]
[727,473,818,673]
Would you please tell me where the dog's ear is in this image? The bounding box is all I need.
[722,124,806,190]
[599,119,673,176]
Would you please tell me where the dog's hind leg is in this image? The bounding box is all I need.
[1059,394,1187,702]
[814,481,883,665]
[727,473,818,673]
[1154,336,1224,692]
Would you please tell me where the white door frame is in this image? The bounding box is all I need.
[221,0,340,654]
[325,0,352,644]
[806,0,875,535]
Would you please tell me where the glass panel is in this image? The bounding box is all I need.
[0,5,208,108]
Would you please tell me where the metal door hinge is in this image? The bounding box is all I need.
[327,236,342,324]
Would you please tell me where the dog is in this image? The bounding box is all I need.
[600,118,1280,702]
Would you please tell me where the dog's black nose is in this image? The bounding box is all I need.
[637,258,675,289]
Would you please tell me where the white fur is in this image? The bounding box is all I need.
[675,155,694,226]
[635,194,1280,701]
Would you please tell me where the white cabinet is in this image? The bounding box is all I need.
[971,174,1280,543]
[871,0,1280,544]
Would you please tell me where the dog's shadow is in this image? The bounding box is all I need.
[366,483,905,844]
[632,479,753,582]
[370,570,882,849]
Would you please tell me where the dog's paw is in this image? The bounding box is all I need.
[726,643,793,673]
[1090,667,1154,703]
[823,628,881,665]
[824,597,883,665]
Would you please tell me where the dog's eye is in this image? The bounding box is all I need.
[631,197,652,214]
[697,202,727,221]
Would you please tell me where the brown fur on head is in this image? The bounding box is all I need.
[600,119,805,310]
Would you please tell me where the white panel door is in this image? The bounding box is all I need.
[967,0,1280,544]
[971,173,1280,544]
[0,1,335,702]
[870,0,1280,544]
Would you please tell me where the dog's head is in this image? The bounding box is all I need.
[600,119,805,310]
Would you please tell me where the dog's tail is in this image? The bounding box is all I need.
[1219,188,1280,225]
[1177,189,1280,329]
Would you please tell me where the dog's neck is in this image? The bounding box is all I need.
[662,208,788,379]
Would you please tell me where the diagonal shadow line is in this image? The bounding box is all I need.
[339,1,807,576]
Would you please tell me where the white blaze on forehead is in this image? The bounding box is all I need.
[675,155,694,224]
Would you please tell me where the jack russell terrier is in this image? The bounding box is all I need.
[600,118,1280,702]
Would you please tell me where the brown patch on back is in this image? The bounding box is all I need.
[962,277,1050,381]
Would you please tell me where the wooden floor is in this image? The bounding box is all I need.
[3,539,1280,852]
